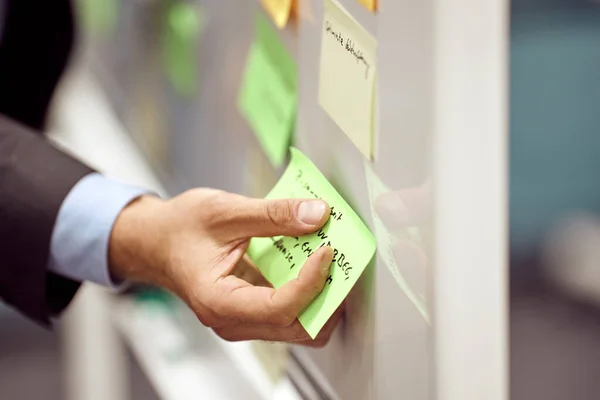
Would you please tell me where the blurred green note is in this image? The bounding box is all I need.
[78,0,119,34]
[162,2,205,97]
[238,14,297,168]
[248,148,377,338]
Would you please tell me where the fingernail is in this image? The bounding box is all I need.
[298,200,327,225]
[321,247,334,274]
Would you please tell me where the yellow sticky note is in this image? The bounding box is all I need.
[248,148,377,338]
[238,14,297,168]
[319,0,377,160]
[260,0,295,29]
[357,0,377,12]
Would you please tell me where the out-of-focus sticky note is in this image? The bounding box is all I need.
[79,0,119,34]
[260,0,296,29]
[357,0,378,12]
[248,148,377,338]
[239,14,297,168]
[319,0,377,160]
[162,2,205,97]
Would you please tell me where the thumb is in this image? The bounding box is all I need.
[221,196,330,240]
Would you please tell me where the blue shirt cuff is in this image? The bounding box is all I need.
[48,173,151,288]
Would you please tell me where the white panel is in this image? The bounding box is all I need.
[432,0,509,399]
[83,0,510,398]
[374,0,434,398]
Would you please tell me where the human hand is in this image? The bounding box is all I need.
[108,189,341,346]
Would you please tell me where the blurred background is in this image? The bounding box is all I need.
[1,0,600,399]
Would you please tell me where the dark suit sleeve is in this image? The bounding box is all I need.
[0,114,93,324]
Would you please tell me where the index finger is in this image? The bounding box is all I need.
[218,246,334,327]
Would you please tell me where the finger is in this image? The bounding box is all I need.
[214,283,343,345]
[217,246,334,326]
[296,305,344,348]
[214,195,330,241]
[215,305,343,344]
[214,319,311,342]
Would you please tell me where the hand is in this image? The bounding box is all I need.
[108,189,341,346]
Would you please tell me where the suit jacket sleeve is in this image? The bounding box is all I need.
[0,114,93,324]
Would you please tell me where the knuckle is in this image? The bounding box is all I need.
[311,337,329,348]
[292,325,309,342]
[203,295,229,320]
[214,329,238,343]
[271,309,296,327]
[308,279,325,294]
[197,313,214,328]
[196,308,220,328]
[193,190,234,227]
[266,201,295,227]
[207,298,227,319]
[204,195,230,221]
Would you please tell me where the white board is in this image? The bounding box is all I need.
[89,0,510,398]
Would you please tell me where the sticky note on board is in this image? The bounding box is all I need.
[319,0,377,160]
[79,0,119,34]
[260,0,296,29]
[239,14,297,168]
[162,2,205,97]
[357,0,378,12]
[248,148,377,338]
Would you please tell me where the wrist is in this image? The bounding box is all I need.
[108,195,172,288]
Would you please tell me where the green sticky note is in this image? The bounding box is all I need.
[238,14,297,168]
[78,0,119,35]
[162,2,204,97]
[248,148,377,338]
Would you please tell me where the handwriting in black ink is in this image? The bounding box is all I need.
[325,21,344,47]
[272,238,296,270]
[319,240,352,281]
[295,169,320,199]
[325,20,371,79]
[330,206,343,221]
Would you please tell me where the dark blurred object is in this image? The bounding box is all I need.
[0,305,65,400]
[512,281,600,400]
[0,303,160,400]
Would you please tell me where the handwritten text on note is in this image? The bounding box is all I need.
[319,0,377,160]
[247,148,376,338]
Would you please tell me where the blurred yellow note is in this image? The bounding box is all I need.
[319,0,377,159]
[357,0,377,12]
[260,0,295,29]
[248,148,377,338]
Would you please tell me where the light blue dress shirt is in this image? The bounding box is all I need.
[48,173,150,287]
